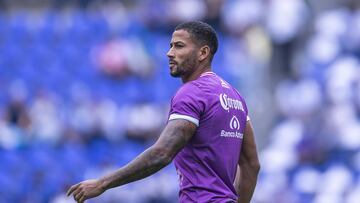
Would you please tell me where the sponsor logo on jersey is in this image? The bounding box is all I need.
[220,115,243,139]
[220,130,243,139]
[220,79,230,88]
[219,93,244,112]
[230,115,240,130]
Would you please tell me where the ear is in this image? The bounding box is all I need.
[198,45,210,62]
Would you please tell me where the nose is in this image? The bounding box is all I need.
[167,48,174,58]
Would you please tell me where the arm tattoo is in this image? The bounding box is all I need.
[101,120,196,190]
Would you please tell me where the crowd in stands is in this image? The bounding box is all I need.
[0,0,359,202]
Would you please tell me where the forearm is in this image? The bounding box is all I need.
[100,146,172,190]
[236,163,259,203]
[97,120,195,191]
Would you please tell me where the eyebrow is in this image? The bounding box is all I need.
[170,41,185,46]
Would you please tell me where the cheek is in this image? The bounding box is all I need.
[176,52,185,60]
[177,50,197,66]
[177,49,192,60]
[188,52,198,64]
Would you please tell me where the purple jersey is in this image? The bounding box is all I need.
[168,72,249,203]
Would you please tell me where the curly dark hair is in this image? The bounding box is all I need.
[175,21,218,61]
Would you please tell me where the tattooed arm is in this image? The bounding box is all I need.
[67,119,196,203]
[101,119,196,188]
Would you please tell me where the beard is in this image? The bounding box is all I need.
[170,53,197,78]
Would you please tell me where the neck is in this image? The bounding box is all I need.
[181,64,212,83]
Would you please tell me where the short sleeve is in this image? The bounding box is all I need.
[235,89,250,122]
[242,96,250,122]
[168,83,206,126]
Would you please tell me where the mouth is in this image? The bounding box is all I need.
[169,60,177,66]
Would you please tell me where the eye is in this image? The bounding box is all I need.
[174,44,184,48]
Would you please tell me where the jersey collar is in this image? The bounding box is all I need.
[200,71,215,77]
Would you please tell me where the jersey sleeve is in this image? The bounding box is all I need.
[242,97,250,121]
[235,89,250,122]
[168,83,206,127]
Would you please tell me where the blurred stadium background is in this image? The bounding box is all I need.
[0,0,360,202]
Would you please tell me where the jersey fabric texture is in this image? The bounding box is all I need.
[168,72,249,203]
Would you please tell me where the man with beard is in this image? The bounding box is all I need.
[67,21,260,203]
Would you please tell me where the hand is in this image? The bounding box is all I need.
[67,179,106,203]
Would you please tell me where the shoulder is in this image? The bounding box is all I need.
[169,80,207,123]
[170,80,208,112]
[174,80,204,99]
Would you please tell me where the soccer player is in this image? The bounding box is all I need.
[67,21,260,203]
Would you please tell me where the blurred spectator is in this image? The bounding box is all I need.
[125,103,165,141]
[0,80,30,149]
[265,0,309,44]
[93,37,154,78]
[6,79,31,129]
[221,0,263,35]
[29,90,63,144]
[1,1,360,203]
[167,0,207,23]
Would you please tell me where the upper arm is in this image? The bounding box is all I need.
[152,119,197,161]
[160,83,203,161]
[239,120,260,166]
